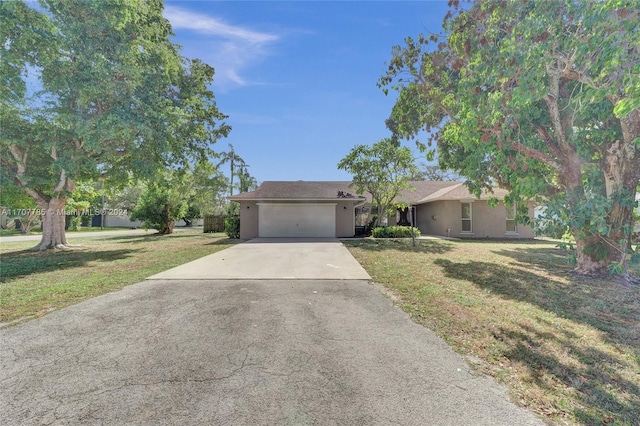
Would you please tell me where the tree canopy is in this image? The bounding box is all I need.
[338,138,417,226]
[380,0,639,277]
[0,0,230,248]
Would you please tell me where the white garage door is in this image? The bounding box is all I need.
[258,203,336,238]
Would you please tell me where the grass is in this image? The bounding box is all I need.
[0,230,235,326]
[344,238,640,426]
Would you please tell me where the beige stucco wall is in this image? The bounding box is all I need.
[238,201,259,239]
[335,200,356,238]
[416,200,534,239]
[237,200,356,239]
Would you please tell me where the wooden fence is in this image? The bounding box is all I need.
[203,215,226,233]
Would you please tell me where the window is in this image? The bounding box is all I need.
[505,203,517,233]
[461,202,472,232]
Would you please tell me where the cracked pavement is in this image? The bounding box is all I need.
[0,278,542,425]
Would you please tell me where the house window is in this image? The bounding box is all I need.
[461,202,472,233]
[505,203,517,233]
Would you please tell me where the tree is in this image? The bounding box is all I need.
[380,0,639,278]
[185,159,229,220]
[0,0,230,249]
[235,164,258,194]
[216,143,246,197]
[338,138,417,227]
[130,170,192,235]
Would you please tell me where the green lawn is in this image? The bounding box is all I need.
[0,230,235,326]
[344,238,640,426]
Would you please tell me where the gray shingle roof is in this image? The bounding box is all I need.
[229,180,509,204]
[228,181,365,201]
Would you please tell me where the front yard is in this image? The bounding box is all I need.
[344,238,639,425]
[0,231,235,326]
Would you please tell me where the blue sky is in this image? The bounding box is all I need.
[163,1,450,183]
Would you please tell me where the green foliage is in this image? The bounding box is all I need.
[188,160,229,217]
[217,143,252,197]
[372,226,421,238]
[130,170,191,234]
[68,216,81,231]
[0,183,37,211]
[338,138,417,227]
[0,0,230,245]
[0,184,40,233]
[224,216,240,239]
[380,0,640,276]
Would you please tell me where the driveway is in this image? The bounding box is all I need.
[148,238,371,280]
[0,239,543,425]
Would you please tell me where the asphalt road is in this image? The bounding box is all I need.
[0,278,542,425]
[0,227,199,243]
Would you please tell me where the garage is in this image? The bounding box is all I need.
[258,203,336,238]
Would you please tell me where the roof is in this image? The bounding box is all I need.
[229,180,510,204]
[228,181,366,201]
[415,183,510,204]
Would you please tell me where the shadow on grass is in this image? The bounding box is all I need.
[433,258,639,346]
[104,233,229,244]
[0,248,135,283]
[343,238,454,255]
[433,257,640,424]
[206,238,238,245]
[496,324,640,424]
[492,246,580,275]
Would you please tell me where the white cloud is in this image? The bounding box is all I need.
[163,5,279,88]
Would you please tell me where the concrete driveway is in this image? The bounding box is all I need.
[0,239,543,425]
[149,238,371,280]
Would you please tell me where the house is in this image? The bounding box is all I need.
[228,181,367,239]
[229,181,535,239]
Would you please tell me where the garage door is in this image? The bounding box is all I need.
[258,203,336,238]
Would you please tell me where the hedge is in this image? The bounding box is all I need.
[372,226,421,238]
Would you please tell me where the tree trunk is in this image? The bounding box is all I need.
[34,197,69,250]
[573,234,609,275]
[159,203,174,234]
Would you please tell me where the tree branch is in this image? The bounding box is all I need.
[543,64,568,149]
[510,141,562,172]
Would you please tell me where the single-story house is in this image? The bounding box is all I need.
[229,180,535,239]
[228,181,367,239]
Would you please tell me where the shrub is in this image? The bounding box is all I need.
[69,216,82,231]
[372,226,421,238]
[364,214,378,236]
[224,216,240,239]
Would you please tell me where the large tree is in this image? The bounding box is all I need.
[0,0,230,249]
[380,0,639,277]
[338,138,417,227]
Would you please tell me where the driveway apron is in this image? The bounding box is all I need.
[0,238,543,425]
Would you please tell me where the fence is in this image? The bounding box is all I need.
[203,215,226,233]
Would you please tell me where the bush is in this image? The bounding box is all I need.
[364,214,378,237]
[372,226,421,238]
[69,216,82,231]
[224,216,240,239]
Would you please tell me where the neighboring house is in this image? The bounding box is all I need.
[90,214,203,228]
[229,180,535,239]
